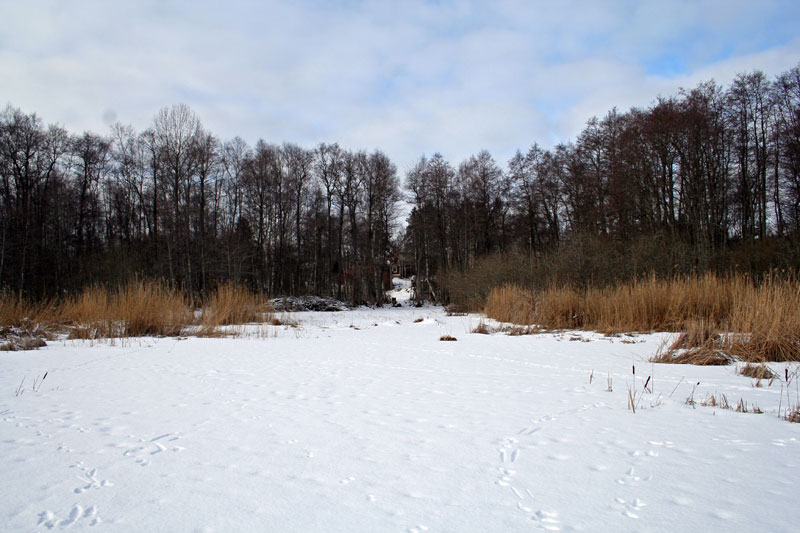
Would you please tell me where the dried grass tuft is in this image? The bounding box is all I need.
[471,320,491,334]
[738,363,777,380]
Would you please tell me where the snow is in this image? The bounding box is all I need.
[388,277,414,305]
[2,303,799,532]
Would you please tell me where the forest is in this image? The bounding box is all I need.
[1,64,799,305]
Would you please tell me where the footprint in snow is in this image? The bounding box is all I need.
[57,443,73,453]
[531,509,561,531]
[615,466,652,485]
[73,468,113,493]
[496,467,517,487]
[614,497,646,519]
[38,505,100,529]
[122,432,184,464]
[497,437,520,464]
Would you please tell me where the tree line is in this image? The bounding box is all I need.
[406,65,800,300]
[2,64,799,303]
[0,104,399,303]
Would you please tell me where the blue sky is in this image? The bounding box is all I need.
[2,0,799,172]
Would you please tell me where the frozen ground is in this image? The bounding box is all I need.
[2,302,799,531]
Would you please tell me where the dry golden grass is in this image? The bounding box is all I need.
[115,281,192,336]
[66,326,95,340]
[651,320,731,365]
[58,281,192,337]
[652,347,730,365]
[0,295,57,330]
[58,287,109,328]
[701,393,730,409]
[200,283,273,334]
[484,273,800,364]
[471,320,491,334]
[439,335,457,341]
[2,280,275,343]
[738,363,777,380]
[698,392,762,413]
[484,284,537,325]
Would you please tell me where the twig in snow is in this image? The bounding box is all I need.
[685,382,700,408]
[668,377,684,398]
[32,371,48,392]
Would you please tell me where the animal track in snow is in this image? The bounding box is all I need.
[497,437,520,464]
[73,468,113,493]
[122,432,184,464]
[615,466,652,485]
[496,467,517,487]
[531,509,561,531]
[647,440,675,448]
[494,432,564,529]
[614,497,646,519]
[629,448,658,457]
[616,466,640,485]
[38,505,101,529]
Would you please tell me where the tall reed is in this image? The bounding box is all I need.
[59,280,192,337]
[484,273,800,363]
[1,280,274,340]
[200,282,274,333]
[0,295,56,330]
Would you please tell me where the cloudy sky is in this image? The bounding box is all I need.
[2,0,799,172]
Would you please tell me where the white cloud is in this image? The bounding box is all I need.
[1,0,799,175]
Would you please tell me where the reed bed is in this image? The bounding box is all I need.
[1,281,275,342]
[59,281,192,338]
[484,273,800,364]
[200,283,273,335]
[0,295,57,329]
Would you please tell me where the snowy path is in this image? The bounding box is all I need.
[2,306,799,531]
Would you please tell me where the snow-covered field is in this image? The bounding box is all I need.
[2,299,799,531]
